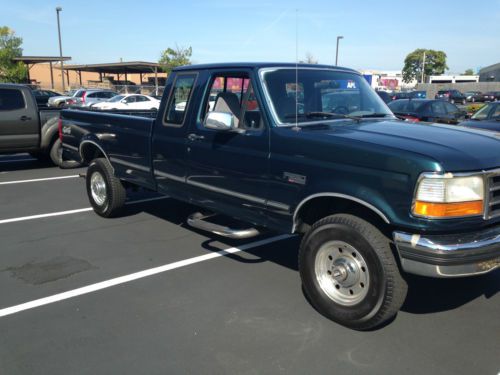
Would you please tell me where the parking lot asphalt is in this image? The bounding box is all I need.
[0,154,499,375]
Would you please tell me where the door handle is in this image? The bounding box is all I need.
[20,116,32,121]
[187,133,205,141]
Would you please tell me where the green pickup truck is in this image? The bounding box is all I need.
[62,63,500,330]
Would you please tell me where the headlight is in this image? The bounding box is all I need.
[413,174,484,218]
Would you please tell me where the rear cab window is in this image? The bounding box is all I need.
[163,73,197,126]
[0,88,26,111]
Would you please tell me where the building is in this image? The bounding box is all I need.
[479,63,500,82]
[358,69,416,91]
[428,75,479,84]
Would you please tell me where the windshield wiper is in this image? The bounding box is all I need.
[358,113,392,118]
[284,112,361,122]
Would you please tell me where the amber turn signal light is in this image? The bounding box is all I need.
[413,200,483,218]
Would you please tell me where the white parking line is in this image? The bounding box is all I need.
[0,175,79,185]
[0,234,292,318]
[0,196,170,225]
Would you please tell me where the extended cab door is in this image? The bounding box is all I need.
[151,73,198,199]
[0,87,39,151]
[185,71,271,224]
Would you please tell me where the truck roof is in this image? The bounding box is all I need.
[173,62,359,74]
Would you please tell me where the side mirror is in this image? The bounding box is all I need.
[204,111,237,131]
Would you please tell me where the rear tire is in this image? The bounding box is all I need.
[86,158,126,217]
[299,214,407,330]
[49,139,82,168]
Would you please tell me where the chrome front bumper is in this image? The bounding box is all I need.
[393,226,500,278]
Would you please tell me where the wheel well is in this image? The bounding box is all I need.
[80,142,106,164]
[294,196,391,236]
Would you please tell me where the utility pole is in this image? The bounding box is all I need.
[421,51,426,83]
[56,7,65,91]
[335,36,344,66]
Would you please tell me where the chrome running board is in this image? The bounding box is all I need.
[187,212,260,239]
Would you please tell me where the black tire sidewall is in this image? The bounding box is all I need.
[300,222,386,326]
[86,161,111,215]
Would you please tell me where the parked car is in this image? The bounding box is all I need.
[376,90,392,104]
[391,91,426,101]
[32,89,61,107]
[388,99,466,124]
[464,91,483,103]
[68,90,118,108]
[434,89,466,104]
[92,94,160,110]
[48,89,84,107]
[0,84,78,167]
[460,102,500,133]
[482,91,500,102]
[62,62,500,331]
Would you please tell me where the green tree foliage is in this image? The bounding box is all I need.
[402,49,448,83]
[0,26,27,83]
[463,68,474,75]
[159,45,192,74]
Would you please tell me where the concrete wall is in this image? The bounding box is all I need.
[416,82,500,99]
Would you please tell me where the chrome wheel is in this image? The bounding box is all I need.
[314,240,370,306]
[90,171,107,206]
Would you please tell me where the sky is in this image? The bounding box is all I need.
[1,0,499,73]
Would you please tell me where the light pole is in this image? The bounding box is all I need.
[335,36,344,66]
[56,6,65,91]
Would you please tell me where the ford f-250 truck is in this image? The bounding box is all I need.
[0,83,77,167]
[61,63,500,330]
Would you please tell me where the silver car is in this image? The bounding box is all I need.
[47,89,85,107]
[69,90,118,107]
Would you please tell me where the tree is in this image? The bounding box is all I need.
[0,26,27,83]
[300,52,318,64]
[402,48,448,83]
[463,68,474,75]
[159,45,192,74]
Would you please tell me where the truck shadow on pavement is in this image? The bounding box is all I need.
[0,158,55,172]
[401,271,499,314]
[122,197,499,316]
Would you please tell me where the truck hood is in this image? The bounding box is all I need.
[298,119,500,171]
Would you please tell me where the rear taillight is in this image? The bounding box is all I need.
[58,118,63,141]
[402,115,420,123]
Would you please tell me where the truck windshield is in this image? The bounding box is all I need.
[260,68,392,125]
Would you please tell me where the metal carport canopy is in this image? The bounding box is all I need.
[12,56,72,89]
[63,61,161,89]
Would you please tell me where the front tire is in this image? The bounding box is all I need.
[299,214,407,330]
[86,158,126,217]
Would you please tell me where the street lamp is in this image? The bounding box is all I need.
[56,6,65,91]
[335,36,344,66]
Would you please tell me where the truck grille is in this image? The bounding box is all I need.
[487,172,500,219]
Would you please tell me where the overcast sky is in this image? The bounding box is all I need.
[3,0,499,73]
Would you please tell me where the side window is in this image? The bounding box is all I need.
[444,102,458,114]
[241,83,262,130]
[431,101,446,115]
[492,105,500,119]
[203,74,263,130]
[164,74,197,126]
[103,92,115,98]
[87,93,98,98]
[136,96,148,102]
[0,89,25,111]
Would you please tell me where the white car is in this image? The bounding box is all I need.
[92,94,160,110]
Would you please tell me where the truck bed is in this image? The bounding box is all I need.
[61,108,157,189]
